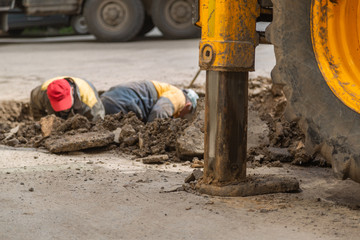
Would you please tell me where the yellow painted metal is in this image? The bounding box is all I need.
[198,0,259,72]
[311,0,360,114]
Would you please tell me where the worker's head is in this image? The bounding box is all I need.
[180,89,199,117]
[47,79,74,118]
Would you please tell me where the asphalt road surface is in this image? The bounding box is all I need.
[0,34,274,101]
[0,35,359,240]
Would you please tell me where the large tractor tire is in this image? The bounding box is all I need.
[84,0,145,42]
[267,0,360,182]
[151,0,200,39]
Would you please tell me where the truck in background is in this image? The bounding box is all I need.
[0,0,199,41]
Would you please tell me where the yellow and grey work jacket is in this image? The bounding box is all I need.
[100,80,186,122]
[30,76,105,121]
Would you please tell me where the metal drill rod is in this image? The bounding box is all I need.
[197,70,300,196]
[195,0,299,197]
[202,71,248,184]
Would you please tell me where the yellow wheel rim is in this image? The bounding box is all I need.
[311,0,360,113]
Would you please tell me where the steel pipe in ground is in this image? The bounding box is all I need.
[201,71,248,184]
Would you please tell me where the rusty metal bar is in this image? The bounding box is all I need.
[202,71,248,184]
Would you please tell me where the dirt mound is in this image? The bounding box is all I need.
[248,77,329,167]
[0,78,330,167]
[0,100,31,122]
[0,101,36,146]
[132,118,189,160]
[0,106,191,161]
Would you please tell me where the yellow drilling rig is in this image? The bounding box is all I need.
[195,0,360,194]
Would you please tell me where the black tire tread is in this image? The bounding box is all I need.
[151,0,200,39]
[266,0,360,182]
[84,0,145,42]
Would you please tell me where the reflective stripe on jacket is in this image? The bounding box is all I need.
[30,76,105,121]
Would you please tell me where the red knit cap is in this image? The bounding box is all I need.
[47,79,72,112]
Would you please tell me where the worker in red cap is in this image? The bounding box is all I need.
[30,76,105,121]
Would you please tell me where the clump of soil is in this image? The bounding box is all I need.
[0,100,31,123]
[131,118,189,160]
[0,101,37,146]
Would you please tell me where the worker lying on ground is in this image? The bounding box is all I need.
[100,80,199,122]
[30,76,105,121]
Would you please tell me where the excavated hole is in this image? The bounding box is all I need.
[0,78,330,168]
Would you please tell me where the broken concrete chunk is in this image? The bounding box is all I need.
[44,131,114,153]
[267,147,292,162]
[185,169,204,183]
[118,124,137,146]
[176,125,204,160]
[120,124,136,139]
[138,133,144,149]
[191,157,204,168]
[136,154,169,164]
[185,173,195,183]
[5,138,19,147]
[254,154,265,162]
[193,169,203,180]
[113,128,122,143]
[40,115,63,137]
[4,125,20,140]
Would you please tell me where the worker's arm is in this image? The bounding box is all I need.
[80,100,105,122]
[151,81,186,117]
[30,86,47,121]
[148,97,174,122]
[71,78,105,122]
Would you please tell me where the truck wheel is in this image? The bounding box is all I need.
[71,15,88,35]
[151,0,200,39]
[84,0,145,42]
[267,0,360,182]
[137,14,154,36]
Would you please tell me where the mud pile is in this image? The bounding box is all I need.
[0,103,193,161]
[99,111,191,161]
[248,77,329,167]
[0,101,37,146]
[0,79,329,167]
